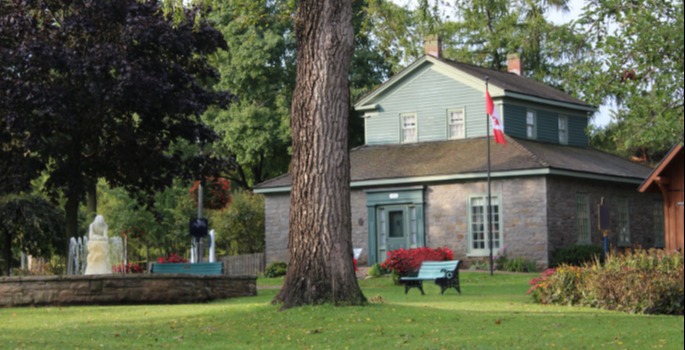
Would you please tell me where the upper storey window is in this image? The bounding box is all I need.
[558,116,568,144]
[401,113,417,143]
[448,108,465,139]
[526,111,537,139]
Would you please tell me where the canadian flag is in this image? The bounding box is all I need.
[486,91,506,145]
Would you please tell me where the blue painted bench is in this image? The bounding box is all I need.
[150,262,223,275]
[399,260,461,295]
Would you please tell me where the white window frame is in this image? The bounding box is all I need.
[467,194,502,256]
[558,116,568,145]
[526,110,537,139]
[400,113,417,143]
[576,193,591,244]
[447,108,466,140]
[617,198,631,246]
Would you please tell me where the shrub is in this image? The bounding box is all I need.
[501,256,537,272]
[550,245,604,267]
[582,249,684,315]
[494,246,537,272]
[529,249,684,315]
[380,247,454,277]
[264,261,287,278]
[528,265,587,305]
[367,263,390,277]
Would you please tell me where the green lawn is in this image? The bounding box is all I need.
[1,272,682,349]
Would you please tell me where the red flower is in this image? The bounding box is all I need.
[157,253,188,264]
[190,177,232,210]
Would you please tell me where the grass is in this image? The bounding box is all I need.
[1,272,683,349]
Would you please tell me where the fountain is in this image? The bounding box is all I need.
[84,215,111,275]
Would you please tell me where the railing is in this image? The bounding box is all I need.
[220,253,265,276]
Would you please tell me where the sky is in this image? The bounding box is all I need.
[388,0,612,127]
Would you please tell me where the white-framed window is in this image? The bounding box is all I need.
[526,111,536,139]
[617,198,630,246]
[653,201,665,248]
[576,193,591,244]
[468,195,502,256]
[558,116,568,145]
[447,108,465,139]
[400,113,417,143]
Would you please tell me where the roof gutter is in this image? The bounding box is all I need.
[504,91,597,113]
[254,168,643,194]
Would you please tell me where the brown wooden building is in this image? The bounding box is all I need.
[639,141,685,251]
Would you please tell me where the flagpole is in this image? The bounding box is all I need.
[485,77,494,276]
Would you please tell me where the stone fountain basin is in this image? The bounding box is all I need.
[0,274,257,307]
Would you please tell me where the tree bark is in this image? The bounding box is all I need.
[274,0,366,309]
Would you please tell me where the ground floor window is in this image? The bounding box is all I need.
[576,194,591,244]
[653,201,665,248]
[617,198,630,246]
[468,195,501,256]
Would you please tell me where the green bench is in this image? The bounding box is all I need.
[399,260,461,295]
[150,262,223,275]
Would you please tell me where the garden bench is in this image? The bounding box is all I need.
[399,260,461,295]
[151,262,223,275]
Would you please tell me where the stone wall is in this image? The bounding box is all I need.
[425,177,549,268]
[0,274,256,307]
[263,191,369,265]
[546,176,663,255]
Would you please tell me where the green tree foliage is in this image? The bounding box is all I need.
[97,181,196,263]
[204,0,392,189]
[576,0,684,161]
[0,195,64,275]
[204,0,295,189]
[0,0,231,242]
[209,190,265,255]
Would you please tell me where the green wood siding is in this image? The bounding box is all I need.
[365,65,487,145]
[503,104,527,139]
[503,102,589,146]
[567,115,589,146]
[364,63,590,147]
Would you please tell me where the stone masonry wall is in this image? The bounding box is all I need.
[425,177,549,268]
[263,191,369,265]
[0,274,256,307]
[546,176,663,256]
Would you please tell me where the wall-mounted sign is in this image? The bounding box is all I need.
[389,193,399,199]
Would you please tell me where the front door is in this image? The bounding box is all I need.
[377,205,412,260]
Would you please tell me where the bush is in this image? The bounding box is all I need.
[550,245,604,267]
[529,249,684,315]
[380,247,454,277]
[264,261,287,278]
[583,249,684,315]
[500,256,537,272]
[367,263,390,277]
[528,265,587,305]
[494,246,537,272]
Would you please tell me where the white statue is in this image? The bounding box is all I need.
[84,215,112,275]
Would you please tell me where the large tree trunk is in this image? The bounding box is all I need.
[274,0,366,309]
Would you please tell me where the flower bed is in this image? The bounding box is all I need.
[529,249,684,315]
[380,246,454,277]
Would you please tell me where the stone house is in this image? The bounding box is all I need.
[254,44,662,268]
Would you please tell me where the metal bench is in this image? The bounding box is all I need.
[150,262,223,275]
[399,260,461,295]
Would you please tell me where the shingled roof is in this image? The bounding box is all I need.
[354,55,594,111]
[441,59,590,107]
[254,136,651,191]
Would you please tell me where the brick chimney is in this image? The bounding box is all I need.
[507,53,522,76]
[424,35,442,58]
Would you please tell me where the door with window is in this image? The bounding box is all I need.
[377,205,417,258]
